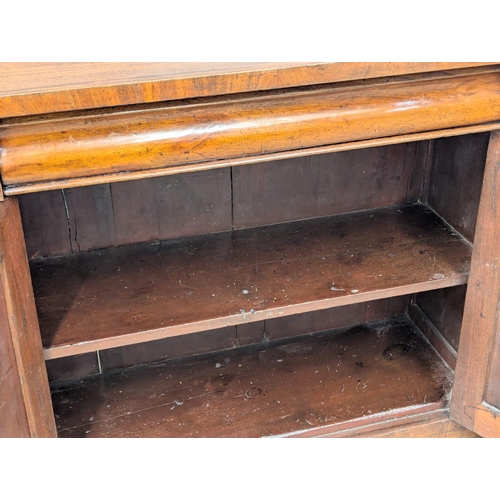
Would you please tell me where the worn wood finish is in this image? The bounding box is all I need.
[50,317,453,438]
[450,131,500,437]
[0,198,57,437]
[31,204,471,360]
[2,72,500,191]
[0,63,495,119]
[427,132,490,242]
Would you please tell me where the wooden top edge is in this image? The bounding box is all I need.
[0,62,497,119]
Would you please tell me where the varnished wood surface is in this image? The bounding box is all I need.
[451,131,500,437]
[0,198,57,437]
[32,204,471,359]
[50,317,453,438]
[3,71,500,192]
[0,63,495,119]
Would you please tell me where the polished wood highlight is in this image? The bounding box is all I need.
[50,317,453,438]
[451,131,500,437]
[0,198,57,437]
[6,122,500,197]
[0,63,495,119]
[2,71,500,191]
[32,204,471,360]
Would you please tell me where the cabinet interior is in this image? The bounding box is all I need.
[18,132,489,437]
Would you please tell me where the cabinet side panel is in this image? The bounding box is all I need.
[428,132,490,242]
[414,286,467,353]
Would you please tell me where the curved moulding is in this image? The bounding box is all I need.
[1,70,500,194]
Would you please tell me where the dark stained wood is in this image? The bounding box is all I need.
[237,297,408,347]
[112,169,232,247]
[63,185,117,253]
[414,286,467,353]
[19,190,72,259]
[406,140,433,203]
[3,72,500,191]
[19,169,232,259]
[451,131,500,437]
[31,204,472,359]
[427,132,490,242]
[408,301,458,370]
[99,327,237,373]
[0,63,495,119]
[0,198,57,437]
[50,317,453,438]
[46,353,99,384]
[232,145,411,229]
[265,296,408,342]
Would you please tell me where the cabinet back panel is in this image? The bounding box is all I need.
[232,144,412,229]
[20,143,417,259]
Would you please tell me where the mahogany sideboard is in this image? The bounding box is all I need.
[1,62,500,438]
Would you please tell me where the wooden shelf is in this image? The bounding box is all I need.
[32,204,471,360]
[50,317,453,438]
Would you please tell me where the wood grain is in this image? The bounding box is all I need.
[31,204,472,359]
[450,131,500,437]
[6,122,500,197]
[0,267,30,437]
[0,63,495,119]
[3,71,500,191]
[0,198,57,437]
[50,317,453,438]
